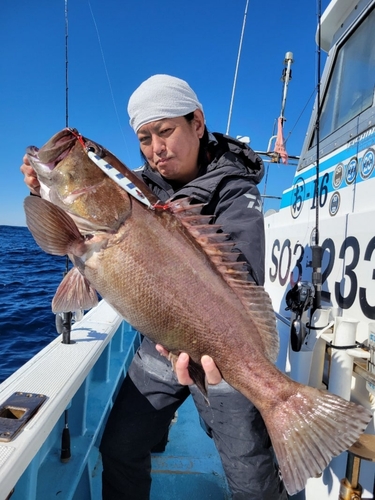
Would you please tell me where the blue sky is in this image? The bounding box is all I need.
[1,0,329,226]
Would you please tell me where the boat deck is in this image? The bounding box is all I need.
[36,396,230,500]
[151,397,230,499]
[90,397,230,499]
[0,301,230,500]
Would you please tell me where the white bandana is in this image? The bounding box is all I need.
[127,74,204,133]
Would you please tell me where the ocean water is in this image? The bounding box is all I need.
[0,225,67,382]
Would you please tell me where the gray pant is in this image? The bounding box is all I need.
[100,338,287,500]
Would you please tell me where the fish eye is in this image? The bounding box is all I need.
[86,141,105,158]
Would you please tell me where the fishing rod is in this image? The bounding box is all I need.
[55,0,73,348]
[288,0,325,351]
[56,0,135,349]
[287,1,325,352]
[311,0,323,313]
[65,0,69,130]
[57,0,72,465]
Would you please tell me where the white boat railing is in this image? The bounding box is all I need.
[0,300,141,500]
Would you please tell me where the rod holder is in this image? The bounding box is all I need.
[339,434,375,499]
[329,317,358,400]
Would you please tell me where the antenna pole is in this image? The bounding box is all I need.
[226,0,249,136]
[280,52,294,121]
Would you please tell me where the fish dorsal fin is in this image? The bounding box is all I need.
[167,198,279,363]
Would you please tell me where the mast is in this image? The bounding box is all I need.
[272,52,293,164]
[280,52,294,122]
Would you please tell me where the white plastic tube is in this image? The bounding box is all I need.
[308,308,330,389]
[289,308,330,386]
[329,317,359,400]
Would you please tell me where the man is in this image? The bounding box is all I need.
[21,74,286,500]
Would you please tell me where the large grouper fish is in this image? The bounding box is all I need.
[24,128,372,495]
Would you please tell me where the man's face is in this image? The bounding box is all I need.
[137,110,205,184]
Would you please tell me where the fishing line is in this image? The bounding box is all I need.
[226,0,250,135]
[284,87,316,145]
[87,1,130,159]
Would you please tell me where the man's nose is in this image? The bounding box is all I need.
[152,136,166,155]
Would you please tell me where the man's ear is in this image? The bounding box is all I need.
[193,109,205,139]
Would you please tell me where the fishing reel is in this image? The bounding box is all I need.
[285,281,315,352]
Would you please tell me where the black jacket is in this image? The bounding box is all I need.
[135,132,265,285]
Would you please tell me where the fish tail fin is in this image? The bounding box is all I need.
[24,196,85,256]
[263,385,372,495]
[52,267,98,313]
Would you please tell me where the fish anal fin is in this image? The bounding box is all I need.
[52,267,98,313]
[263,385,372,495]
[168,351,208,404]
[187,357,208,403]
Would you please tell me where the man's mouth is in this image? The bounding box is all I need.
[156,157,169,165]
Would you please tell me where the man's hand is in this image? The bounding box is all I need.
[20,154,41,196]
[155,344,222,385]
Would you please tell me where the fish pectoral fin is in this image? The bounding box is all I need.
[24,196,86,256]
[52,267,98,313]
[263,385,372,496]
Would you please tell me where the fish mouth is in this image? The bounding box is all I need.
[26,147,70,175]
[26,128,79,173]
[25,146,48,173]
[26,145,39,157]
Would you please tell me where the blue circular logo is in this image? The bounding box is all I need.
[290,177,305,219]
[360,149,375,179]
[332,163,344,188]
[345,157,358,185]
[329,192,340,216]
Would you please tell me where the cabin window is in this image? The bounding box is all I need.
[312,7,375,144]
